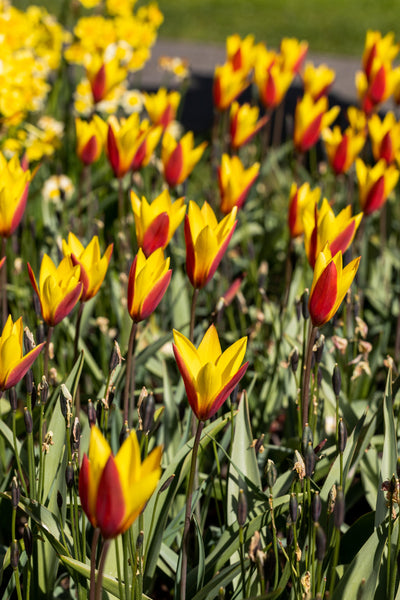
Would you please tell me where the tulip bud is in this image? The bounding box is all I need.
[59,384,72,420]
[338,419,348,453]
[332,364,341,396]
[11,477,20,509]
[304,441,316,478]
[141,394,155,433]
[334,487,345,529]
[23,524,33,557]
[136,531,144,551]
[31,382,37,411]
[24,327,36,353]
[218,587,225,600]
[314,334,325,364]
[254,434,265,455]
[312,492,321,522]
[315,524,326,561]
[9,388,17,412]
[289,348,299,373]
[289,493,298,524]
[71,418,81,454]
[25,369,33,396]
[301,289,309,320]
[302,423,313,454]
[24,408,33,434]
[238,489,247,527]
[10,540,19,569]
[65,462,75,489]
[87,400,97,427]
[159,474,175,493]
[266,459,277,489]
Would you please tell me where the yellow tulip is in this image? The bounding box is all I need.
[356,158,399,215]
[0,153,31,237]
[75,115,107,165]
[162,131,207,188]
[217,154,259,214]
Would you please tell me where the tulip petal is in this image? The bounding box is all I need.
[52,282,83,326]
[4,342,45,390]
[96,455,126,538]
[173,343,199,416]
[309,260,338,327]
[79,454,96,527]
[164,143,183,187]
[138,269,171,322]
[205,361,249,419]
[142,212,170,256]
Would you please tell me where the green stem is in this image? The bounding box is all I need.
[189,288,199,343]
[180,420,204,600]
[90,528,101,600]
[301,324,317,428]
[239,526,247,597]
[43,326,54,381]
[12,410,28,497]
[37,405,45,501]
[115,537,125,600]
[95,539,111,600]
[74,302,84,360]
[122,531,131,600]
[25,395,36,500]
[269,494,280,589]
[389,512,400,598]
[329,528,341,597]
[1,236,7,326]
[123,321,137,427]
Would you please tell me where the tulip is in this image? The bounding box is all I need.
[86,55,127,104]
[288,182,320,238]
[62,233,113,302]
[229,101,268,149]
[302,62,336,101]
[308,245,360,327]
[293,93,340,153]
[218,154,259,214]
[368,112,400,165]
[143,87,181,129]
[356,59,400,115]
[226,34,257,75]
[27,255,83,327]
[303,198,363,268]
[322,126,366,175]
[107,114,162,178]
[356,158,399,215]
[213,62,249,111]
[0,315,44,392]
[127,248,172,323]
[75,116,107,165]
[79,425,162,539]
[254,48,294,110]
[184,201,237,289]
[362,31,399,80]
[172,324,248,421]
[130,189,186,256]
[162,131,207,188]
[0,153,31,238]
[280,37,308,73]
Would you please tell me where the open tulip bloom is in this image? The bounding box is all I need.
[0,153,31,238]
[0,315,44,392]
[79,425,162,539]
[173,324,248,421]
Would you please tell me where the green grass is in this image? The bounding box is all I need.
[12,0,400,57]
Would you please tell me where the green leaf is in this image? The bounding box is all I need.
[0,419,21,453]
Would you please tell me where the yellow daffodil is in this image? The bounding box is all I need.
[184,201,237,289]
[127,248,172,323]
[0,315,44,392]
[356,158,399,215]
[217,154,260,214]
[28,255,83,326]
[173,324,248,421]
[131,189,186,256]
[303,198,363,268]
[308,245,360,327]
[288,182,321,238]
[302,62,336,101]
[229,101,268,149]
[143,87,181,129]
[322,125,366,174]
[62,233,113,302]
[294,93,340,153]
[162,131,207,188]
[75,115,108,165]
[79,425,162,539]
[368,112,400,165]
[213,62,249,111]
[0,153,31,237]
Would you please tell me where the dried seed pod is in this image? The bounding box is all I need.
[39,376,49,406]
[71,418,81,453]
[290,347,299,373]
[304,441,316,479]
[11,477,20,509]
[24,327,36,353]
[238,489,248,527]
[218,587,225,600]
[334,487,345,529]
[314,334,325,364]
[109,340,122,373]
[87,400,97,427]
[266,459,277,489]
[315,523,326,561]
[289,493,298,524]
[141,394,155,433]
[338,419,348,454]
[10,540,19,569]
[301,289,309,320]
[302,423,313,454]
[311,491,321,523]
[65,462,75,489]
[59,385,72,420]
[332,363,342,397]
[25,369,33,396]
[159,474,175,493]
[24,408,33,434]
[136,531,144,551]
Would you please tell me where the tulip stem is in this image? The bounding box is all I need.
[74,302,84,360]
[301,324,317,429]
[189,288,199,343]
[43,326,54,381]
[123,321,137,427]
[95,538,111,600]
[89,528,100,600]
[0,236,7,326]
[180,419,204,600]
[12,409,28,497]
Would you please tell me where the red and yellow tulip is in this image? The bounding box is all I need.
[213,62,249,111]
[254,48,294,110]
[184,201,237,289]
[27,255,83,327]
[75,116,107,165]
[356,158,399,215]
[229,101,268,149]
[0,153,31,238]
[322,125,366,175]
[62,233,113,302]
[86,55,127,104]
[362,30,399,80]
[288,182,320,238]
[368,112,400,165]
[0,315,44,392]
[218,154,259,214]
[131,189,186,256]
[226,34,257,75]
[280,37,308,74]
[79,425,162,539]
[308,245,360,327]
[143,88,181,129]
[356,58,400,115]
[302,62,335,101]
[162,131,207,188]
[127,248,172,323]
[293,93,339,153]
[173,324,248,421]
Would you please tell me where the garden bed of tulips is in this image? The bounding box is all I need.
[1,1,400,599]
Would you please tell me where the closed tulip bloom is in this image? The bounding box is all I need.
[213,62,249,111]
[75,115,107,165]
[303,198,363,268]
[185,201,237,289]
[86,55,127,104]
[79,425,162,539]
[173,324,248,421]
[0,316,44,392]
[294,93,340,153]
[356,59,400,115]
[322,126,366,175]
[218,154,259,213]
[254,48,294,110]
[27,255,83,327]
[356,158,399,215]
[131,189,186,256]
[368,112,400,164]
[226,34,257,75]
[162,130,207,188]
[143,87,181,129]
[229,101,268,149]
[302,62,336,101]
[288,182,321,238]
[0,153,31,237]
[308,245,360,328]
[127,248,172,323]
[280,37,308,73]
[62,233,113,302]
[107,114,162,178]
